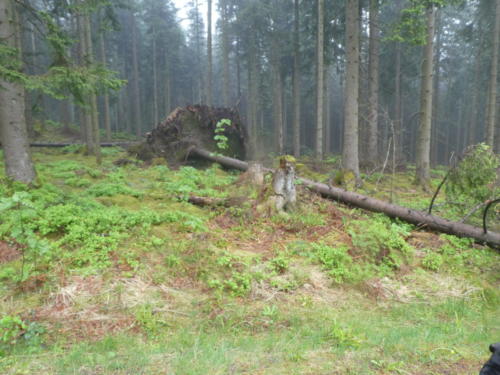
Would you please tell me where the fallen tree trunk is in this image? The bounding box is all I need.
[189,147,500,247]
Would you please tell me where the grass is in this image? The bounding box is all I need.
[0,148,498,374]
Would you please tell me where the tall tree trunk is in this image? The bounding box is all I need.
[325,66,331,154]
[221,0,230,107]
[343,0,360,178]
[467,33,483,146]
[415,5,436,188]
[292,0,301,157]
[83,11,101,164]
[486,0,500,150]
[99,31,111,142]
[152,24,159,126]
[206,0,213,106]
[431,10,442,165]
[272,61,284,154]
[131,11,142,138]
[247,42,258,158]
[394,0,403,163]
[77,7,94,154]
[164,58,171,116]
[367,0,380,166]
[315,0,325,160]
[0,0,36,183]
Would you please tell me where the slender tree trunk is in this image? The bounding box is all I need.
[292,0,301,157]
[236,36,242,99]
[316,0,325,160]
[221,0,230,107]
[486,0,500,150]
[325,66,331,154]
[343,0,360,178]
[77,7,94,154]
[152,24,159,126]
[83,11,101,164]
[194,0,202,104]
[415,5,436,188]
[467,36,483,146]
[99,31,111,142]
[248,42,258,158]
[0,0,36,183]
[131,11,142,137]
[274,67,284,155]
[164,58,171,115]
[367,0,380,166]
[431,10,442,165]
[206,0,213,106]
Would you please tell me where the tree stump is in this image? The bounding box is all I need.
[257,157,296,215]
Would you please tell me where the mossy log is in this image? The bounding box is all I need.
[189,147,500,248]
[130,105,246,164]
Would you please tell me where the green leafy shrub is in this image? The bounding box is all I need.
[445,143,499,219]
[269,253,290,274]
[310,243,353,283]
[326,320,364,349]
[86,182,142,198]
[162,165,235,200]
[347,215,413,269]
[421,252,444,271]
[214,118,231,150]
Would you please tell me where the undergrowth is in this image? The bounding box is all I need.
[0,148,498,374]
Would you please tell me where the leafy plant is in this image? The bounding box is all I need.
[214,118,231,150]
[422,252,444,271]
[310,243,353,283]
[445,143,499,219]
[326,320,364,349]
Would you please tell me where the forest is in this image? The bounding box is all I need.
[0,0,499,374]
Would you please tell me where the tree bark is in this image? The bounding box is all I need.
[316,0,325,160]
[99,31,112,142]
[206,0,213,106]
[0,0,36,184]
[486,0,500,150]
[221,0,230,107]
[343,0,360,178]
[189,148,500,247]
[415,5,436,188]
[292,0,301,157]
[431,10,442,165]
[272,44,284,155]
[130,10,142,138]
[367,0,380,166]
[83,10,101,164]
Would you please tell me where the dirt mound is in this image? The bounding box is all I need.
[0,240,22,264]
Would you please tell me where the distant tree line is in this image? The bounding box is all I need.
[1,0,500,187]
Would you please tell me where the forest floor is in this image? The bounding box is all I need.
[0,145,499,375]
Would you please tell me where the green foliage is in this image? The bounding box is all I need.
[445,144,499,216]
[269,253,290,274]
[0,315,44,356]
[208,271,253,297]
[389,0,461,45]
[347,215,413,270]
[309,243,354,283]
[135,305,167,339]
[421,251,444,271]
[161,165,236,200]
[86,182,143,198]
[0,316,26,347]
[326,320,364,349]
[214,119,231,150]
